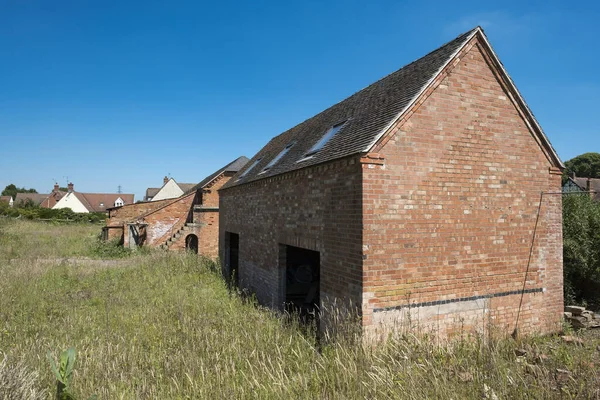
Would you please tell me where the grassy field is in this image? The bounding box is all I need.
[1,218,599,399]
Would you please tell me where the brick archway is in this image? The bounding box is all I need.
[185,234,198,254]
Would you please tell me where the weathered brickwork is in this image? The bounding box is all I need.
[104,172,235,258]
[363,39,563,338]
[142,192,197,246]
[104,200,173,243]
[219,158,363,310]
[219,35,563,340]
[167,174,231,257]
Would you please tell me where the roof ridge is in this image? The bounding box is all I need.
[263,27,480,145]
[133,191,196,221]
[184,156,250,194]
[223,27,480,189]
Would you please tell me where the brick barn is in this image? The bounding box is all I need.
[104,156,247,257]
[218,27,564,338]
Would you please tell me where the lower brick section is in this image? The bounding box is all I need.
[368,288,549,340]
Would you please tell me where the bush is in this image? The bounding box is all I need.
[562,193,600,306]
[89,237,132,259]
[0,204,106,224]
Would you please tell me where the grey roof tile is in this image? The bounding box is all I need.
[185,156,250,194]
[223,28,477,189]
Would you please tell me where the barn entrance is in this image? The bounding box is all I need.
[225,232,239,286]
[127,223,146,249]
[283,245,320,321]
[185,234,198,254]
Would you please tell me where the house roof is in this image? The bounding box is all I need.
[72,192,135,212]
[145,187,160,199]
[223,27,562,190]
[570,177,600,200]
[0,196,12,203]
[14,193,50,205]
[178,183,197,192]
[185,156,249,194]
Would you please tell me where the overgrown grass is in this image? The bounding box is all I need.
[1,220,599,398]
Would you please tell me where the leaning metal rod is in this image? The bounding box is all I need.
[512,189,592,338]
[512,191,544,339]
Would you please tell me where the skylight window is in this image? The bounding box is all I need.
[237,157,263,181]
[304,121,346,157]
[261,142,295,173]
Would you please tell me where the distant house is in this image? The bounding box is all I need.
[563,176,600,200]
[104,156,248,256]
[219,27,564,339]
[149,177,197,202]
[52,183,134,213]
[0,195,13,207]
[14,184,65,208]
[144,187,160,202]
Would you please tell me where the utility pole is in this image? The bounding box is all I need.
[117,185,122,194]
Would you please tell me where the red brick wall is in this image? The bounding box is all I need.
[106,200,171,227]
[196,173,231,257]
[219,158,364,310]
[144,193,197,246]
[362,38,563,338]
[159,173,232,257]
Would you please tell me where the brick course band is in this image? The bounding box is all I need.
[373,287,544,313]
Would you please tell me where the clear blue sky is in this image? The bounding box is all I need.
[1,0,598,201]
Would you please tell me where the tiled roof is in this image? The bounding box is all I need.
[185,156,249,194]
[223,29,477,189]
[145,187,160,199]
[177,183,198,193]
[223,27,562,189]
[572,177,600,200]
[0,196,12,203]
[14,193,49,205]
[75,192,135,212]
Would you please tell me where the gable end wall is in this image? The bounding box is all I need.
[362,38,563,338]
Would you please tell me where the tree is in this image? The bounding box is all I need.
[562,193,600,306]
[1,184,37,199]
[564,152,600,180]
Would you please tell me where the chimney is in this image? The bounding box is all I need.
[68,182,74,193]
[53,183,59,192]
[164,176,169,185]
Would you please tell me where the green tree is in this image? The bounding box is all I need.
[562,193,600,306]
[564,152,600,181]
[1,183,37,199]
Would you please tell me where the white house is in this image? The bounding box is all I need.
[149,177,196,202]
[0,196,14,207]
[52,183,134,213]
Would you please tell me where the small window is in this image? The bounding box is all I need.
[236,157,263,181]
[260,142,295,173]
[304,121,346,157]
[99,202,104,207]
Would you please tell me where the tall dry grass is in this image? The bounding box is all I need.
[1,219,599,399]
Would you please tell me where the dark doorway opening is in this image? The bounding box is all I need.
[185,234,198,254]
[284,245,320,323]
[225,232,239,286]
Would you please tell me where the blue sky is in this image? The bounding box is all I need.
[1,0,598,200]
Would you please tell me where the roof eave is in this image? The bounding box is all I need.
[364,27,565,171]
[362,28,480,155]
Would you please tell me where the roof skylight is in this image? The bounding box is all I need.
[261,142,295,173]
[304,121,346,157]
[236,157,263,181]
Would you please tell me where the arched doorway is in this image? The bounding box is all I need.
[185,234,198,254]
